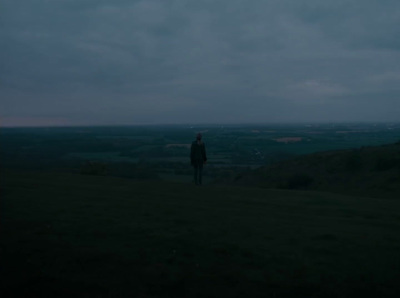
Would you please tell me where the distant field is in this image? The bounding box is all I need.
[2,170,400,297]
[1,123,400,182]
[64,152,139,163]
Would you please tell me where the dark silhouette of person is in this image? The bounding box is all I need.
[191,133,207,185]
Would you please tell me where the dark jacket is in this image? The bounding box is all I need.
[191,140,207,165]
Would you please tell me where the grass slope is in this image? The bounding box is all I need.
[234,142,400,198]
[1,170,400,297]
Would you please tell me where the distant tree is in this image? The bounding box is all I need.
[285,173,314,189]
[80,161,109,176]
[374,157,399,171]
[345,152,363,171]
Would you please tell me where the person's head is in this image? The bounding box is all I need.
[196,133,202,140]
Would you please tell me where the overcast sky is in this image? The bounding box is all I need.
[1,0,400,126]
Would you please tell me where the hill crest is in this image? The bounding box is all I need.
[230,142,400,198]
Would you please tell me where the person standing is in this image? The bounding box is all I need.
[191,133,207,185]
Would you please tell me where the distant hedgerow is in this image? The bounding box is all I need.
[345,152,363,171]
[278,173,314,190]
[80,161,109,176]
[374,157,400,171]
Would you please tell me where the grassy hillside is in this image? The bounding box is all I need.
[1,170,400,297]
[232,142,400,198]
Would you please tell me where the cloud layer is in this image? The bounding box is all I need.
[1,0,400,126]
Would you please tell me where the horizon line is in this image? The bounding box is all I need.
[2,120,400,129]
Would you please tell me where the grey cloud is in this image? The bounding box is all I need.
[1,0,400,125]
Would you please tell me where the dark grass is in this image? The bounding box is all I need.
[1,170,400,297]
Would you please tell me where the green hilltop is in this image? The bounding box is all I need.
[2,167,400,297]
[230,142,400,199]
